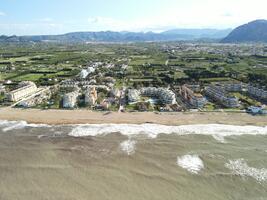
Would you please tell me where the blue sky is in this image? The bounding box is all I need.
[0,0,267,35]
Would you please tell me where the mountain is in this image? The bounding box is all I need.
[222,20,267,43]
[162,29,232,39]
[0,29,231,43]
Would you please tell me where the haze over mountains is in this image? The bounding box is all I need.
[0,29,232,43]
[0,20,267,43]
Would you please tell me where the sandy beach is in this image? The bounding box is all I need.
[0,107,266,126]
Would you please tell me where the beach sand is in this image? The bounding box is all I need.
[0,107,266,126]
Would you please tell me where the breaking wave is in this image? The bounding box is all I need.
[177,155,204,174]
[0,120,50,132]
[225,159,267,182]
[69,124,267,141]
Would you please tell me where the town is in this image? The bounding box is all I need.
[0,42,266,115]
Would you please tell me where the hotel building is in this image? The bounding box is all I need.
[6,81,37,102]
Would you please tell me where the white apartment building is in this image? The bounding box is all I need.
[222,82,243,92]
[6,81,37,102]
[206,85,239,108]
[140,87,176,104]
[63,91,79,108]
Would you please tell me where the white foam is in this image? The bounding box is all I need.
[212,134,226,143]
[177,155,204,174]
[0,120,50,132]
[69,124,267,142]
[225,159,267,182]
[120,139,137,155]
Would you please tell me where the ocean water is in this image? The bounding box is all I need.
[0,120,267,200]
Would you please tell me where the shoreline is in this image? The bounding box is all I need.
[0,107,266,126]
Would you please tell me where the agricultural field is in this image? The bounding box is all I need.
[0,42,266,112]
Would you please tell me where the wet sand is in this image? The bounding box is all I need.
[0,107,266,126]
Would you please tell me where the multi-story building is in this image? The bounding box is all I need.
[85,87,98,106]
[63,91,79,108]
[247,85,267,101]
[6,81,37,102]
[179,85,206,108]
[140,87,176,104]
[127,89,140,103]
[127,87,176,105]
[205,85,239,108]
[222,82,243,92]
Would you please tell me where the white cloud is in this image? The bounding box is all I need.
[87,0,267,31]
[0,23,65,35]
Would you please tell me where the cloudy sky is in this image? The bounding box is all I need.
[0,0,267,35]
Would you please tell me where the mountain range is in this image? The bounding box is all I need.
[1,19,267,43]
[221,20,267,43]
[0,29,232,43]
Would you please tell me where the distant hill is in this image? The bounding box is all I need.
[222,20,267,43]
[162,29,232,39]
[0,28,231,43]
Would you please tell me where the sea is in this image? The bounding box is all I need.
[0,120,267,200]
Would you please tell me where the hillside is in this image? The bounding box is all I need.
[222,20,267,43]
[0,29,231,43]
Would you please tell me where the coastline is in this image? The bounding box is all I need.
[0,107,266,126]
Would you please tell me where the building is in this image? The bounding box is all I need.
[179,85,206,108]
[63,91,79,108]
[6,81,37,102]
[205,85,239,108]
[16,88,51,108]
[222,82,243,92]
[247,85,267,101]
[140,87,176,104]
[127,89,140,103]
[0,84,5,93]
[85,87,98,106]
[127,87,177,105]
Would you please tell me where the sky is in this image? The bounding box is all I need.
[0,0,267,35]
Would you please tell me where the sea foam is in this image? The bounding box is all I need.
[120,139,137,155]
[177,155,204,174]
[0,120,50,132]
[225,159,267,182]
[69,124,267,142]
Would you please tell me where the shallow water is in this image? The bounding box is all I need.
[0,121,267,200]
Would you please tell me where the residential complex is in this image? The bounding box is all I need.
[127,87,176,105]
[179,84,207,108]
[205,85,240,108]
[6,81,37,102]
[247,85,267,101]
[140,87,177,105]
[222,82,243,92]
